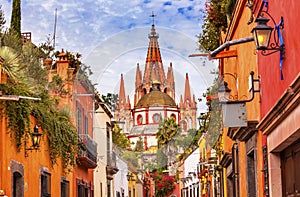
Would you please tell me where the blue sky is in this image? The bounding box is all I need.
[1,0,218,112]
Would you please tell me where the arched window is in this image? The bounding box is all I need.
[142,88,147,95]
[170,114,176,122]
[13,172,23,197]
[152,113,161,123]
[180,120,187,132]
[189,117,193,129]
[137,114,143,125]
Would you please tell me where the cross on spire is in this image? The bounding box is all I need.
[150,11,156,25]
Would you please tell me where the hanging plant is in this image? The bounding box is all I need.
[0,46,84,172]
[0,81,84,172]
[198,0,236,52]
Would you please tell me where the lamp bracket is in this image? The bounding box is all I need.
[257,2,285,57]
[220,71,260,104]
[24,125,42,157]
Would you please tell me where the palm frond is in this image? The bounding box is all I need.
[0,46,21,81]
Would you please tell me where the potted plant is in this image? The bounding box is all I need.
[39,36,54,69]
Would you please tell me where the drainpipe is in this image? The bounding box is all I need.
[210,37,254,58]
[232,142,239,197]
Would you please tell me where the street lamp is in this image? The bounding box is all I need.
[197,112,208,131]
[217,71,260,104]
[24,125,42,157]
[251,1,285,57]
[252,17,273,51]
[217,82,231,102]
[217,72,260,128]
[127,173,135,182]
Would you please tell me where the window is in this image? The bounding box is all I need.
[13,172,23,197]
[11,160,24,197]
[77,107,82,134]
[84,116,88,134]
[121,188,125,197]
[61,178,69,197]
[41,171,51,197]
[137,114,143,125]
[77,184,84,197]
[282,140,300,196]
[247,150,256,196]
[170,114,176,122]
[152,113,160,123]
[181,120,187,132]
[77,179,88,197]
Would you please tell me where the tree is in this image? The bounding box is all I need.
[121,150,140,168]
[0,46,20,82]
[112,124,130,149]
[156,117,180,148]
[175,128,199,151]
[101,93,119,111]
[134,136,144,152]
[205,82,222,148]
[157,148,168,169]
[152,171,175,197]
[10,0,21,34]
[10,0,22,48]
[0,5,6,32]
[156,117,180,171]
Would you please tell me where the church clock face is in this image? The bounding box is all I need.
[153,113,160,123]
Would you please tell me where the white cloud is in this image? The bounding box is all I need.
[2,0,216,113]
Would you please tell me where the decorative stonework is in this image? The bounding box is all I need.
[10,160,24,197]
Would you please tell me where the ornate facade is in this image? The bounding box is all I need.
[114,20,197,151]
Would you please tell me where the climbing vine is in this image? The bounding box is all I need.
[0,5,86,172]
[0,80,84,172]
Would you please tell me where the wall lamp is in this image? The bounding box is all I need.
[127,173,136,182]
[217,72,260,127]
[197,112,208,131]
[218,71,260,104]
[251,1,285,57]
[24,125,42,157]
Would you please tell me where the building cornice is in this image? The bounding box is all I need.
[227,120,259,141]
[225,0,248,42]
[219,152,232,167]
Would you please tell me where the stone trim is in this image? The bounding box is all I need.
[10,160,24,197]
[258,73,300,135]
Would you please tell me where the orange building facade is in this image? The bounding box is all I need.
[208,0,300,196]
[0,50,97,197]
[209,0,263,196]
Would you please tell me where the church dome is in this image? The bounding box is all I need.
[136,91,176,107]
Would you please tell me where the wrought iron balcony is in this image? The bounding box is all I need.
[78,134,97,169]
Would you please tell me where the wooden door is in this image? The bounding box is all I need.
[282,140,300,196]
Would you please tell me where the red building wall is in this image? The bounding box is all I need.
[256,0,300,118]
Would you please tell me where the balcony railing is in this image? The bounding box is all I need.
[78,134,97,169]
[106,150,119,180]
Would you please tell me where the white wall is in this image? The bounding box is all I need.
[114,155,129,197]
[94,106,110,197]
